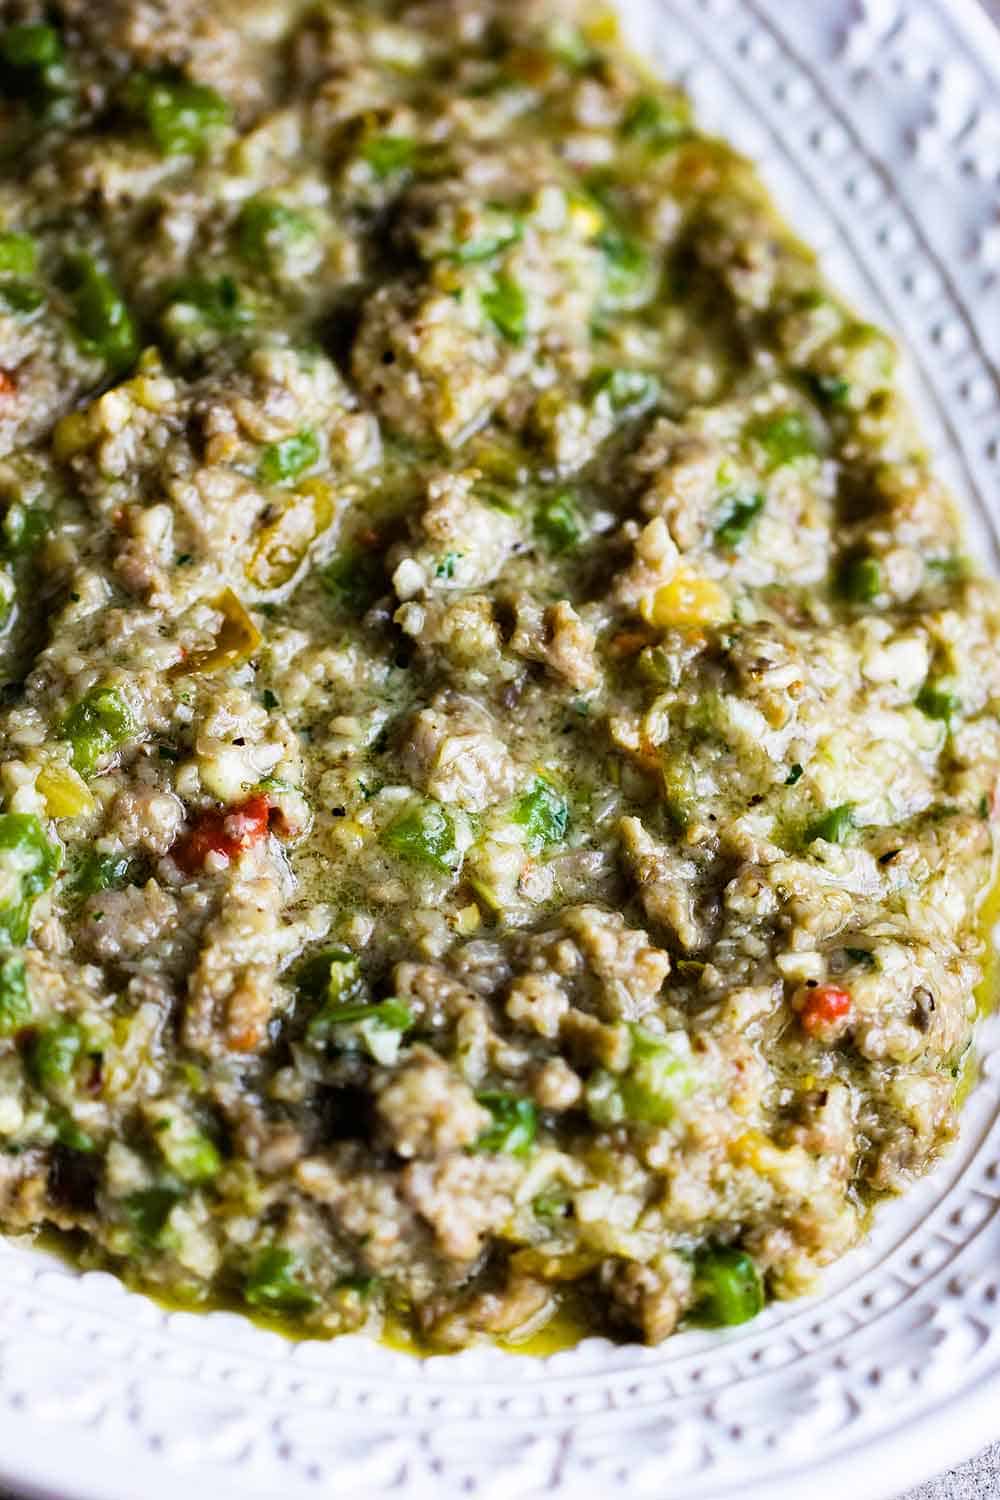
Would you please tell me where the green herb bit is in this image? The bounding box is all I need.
[925,554,968,584]
[805,802,856,846]
[126,70,229,156]
[843,947,876,967]
[363,134,417,179]
[512,776,569,853]
[0,952,30,1034]
[64,255,137,374]
[590,366,660,417]
[52,1107,95,1153]
[915,679,962,724]
[837,553,882,605]
[0,233,36,276]
[434,552,462,579]
[237,197,314,268]
[746,411,818,469]
[714,491,764,551]
[532,1187,570,1220]
[259,428,320,486]
[692,1245,763,1327]
[482,273,527,343]
[0,23,69,107]
[784,763,804,786]
[321,549,383,616]
[62,685,136,777]
[29,1020,84,1090]
[621,92,691,151]
[70,850,132,901]
[381,800,460,872]
[534,491,584,553]
[245,1246,320,1314]
[0,813,60,947]
[474,1092,537,1156]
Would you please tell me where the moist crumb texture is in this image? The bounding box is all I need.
[0,0,998,1348]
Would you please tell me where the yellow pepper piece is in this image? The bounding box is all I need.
[511,1247,602,1281]
[641,566,730,629]
[246,479,334,590]
[174,589,262,677]
[36,763,95,818]
[53,410,93,461]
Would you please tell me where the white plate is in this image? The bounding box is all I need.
[3,3,1000,1498]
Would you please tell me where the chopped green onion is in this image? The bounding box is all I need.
[534,491,584,553]
[714,491,764,551]
[805,802,855,845]
[363,134,416,179]
[155,1118,221,1183]
[590,367,659,417]
[162,273,252,334]
[474,1092,537,1155]
[259,429,320,486]
[746,411,817,469]
[482,273,527,343]
[597,230,654,311]
[806,372,850,408]
[621,92,690,151]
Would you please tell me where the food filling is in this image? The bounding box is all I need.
[0,0,998,1347]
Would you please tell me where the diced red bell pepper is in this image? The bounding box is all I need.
[798,983,852,1039]
[173,793,271,874]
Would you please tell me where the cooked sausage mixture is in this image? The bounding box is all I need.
[0,0,998,1348]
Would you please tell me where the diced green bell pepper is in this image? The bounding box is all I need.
[692,1244,764,1326]
[0,233,36,276]
[126,70,229,156]
[236,197,314,268]
[0,952,30,1034]
[534,492,584,553]
[512,776,569,852]
[915,679,961,724]
[0,813,60,947]
[837,553,882,605]
[29,1019,84,1090]
[586,1026,695,1128]
[62,685,136,776]
[155,1116,221,1183]
[64,255,138,374]
[382,800,461,872]
[245,1246,320,1313]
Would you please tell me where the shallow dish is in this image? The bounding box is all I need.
[1,1,1000,1497]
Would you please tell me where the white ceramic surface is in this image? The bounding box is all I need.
[2,3,1000,1497]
